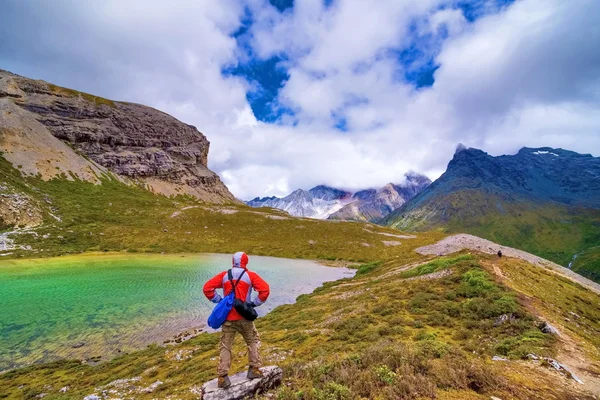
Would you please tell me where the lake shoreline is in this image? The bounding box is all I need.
[0,249,362,270]
[1,253,356,372]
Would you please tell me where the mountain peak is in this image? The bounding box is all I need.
[0,69,237,203]
[308,185,351,201]
[455,143,468,154]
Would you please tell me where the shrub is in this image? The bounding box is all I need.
[416,340,450,358]
[458,269,496,298]
[426,311,453,327]
[413,330,437,342]
[313,382,351,400]
[374,365,396,385]
[400,254,474,278]
[356,262,381,276]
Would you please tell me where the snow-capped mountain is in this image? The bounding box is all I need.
[328,173,432,222]
[247,185,353,219]
[246,173,431,221]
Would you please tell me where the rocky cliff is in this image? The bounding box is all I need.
[0,69,236,203]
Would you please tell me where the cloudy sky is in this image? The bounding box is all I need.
[1,0,599,199]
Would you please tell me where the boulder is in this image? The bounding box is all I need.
[493,313,516,327]
[201,366,282,400]
[539,321,560,335]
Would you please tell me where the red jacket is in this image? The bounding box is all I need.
[203,267,270,321]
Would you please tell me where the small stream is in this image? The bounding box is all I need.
[568,253,579,269]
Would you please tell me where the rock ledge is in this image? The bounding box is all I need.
[200,366,282,400]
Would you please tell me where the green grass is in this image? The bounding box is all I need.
[46,83,116,108]
[489,256,600,351]
[388,190,600,277]
[1,254,581,400]
[570,247,600,282]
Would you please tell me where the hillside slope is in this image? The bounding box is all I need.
[0,155,440,261]
[2,239,599,399]
[385,146,600,280]
[0,69,236,204]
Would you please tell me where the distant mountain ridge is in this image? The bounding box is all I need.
[247,173,431,221]
[329,173,432,222]
[246,185,353,219]
[385,146,600,281]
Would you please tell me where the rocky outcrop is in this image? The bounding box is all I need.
[198,366,282,400]
[0,69,237,203]
[0,184,43,228]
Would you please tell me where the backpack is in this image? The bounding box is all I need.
[207,269,246,329]
[230,270,259,321]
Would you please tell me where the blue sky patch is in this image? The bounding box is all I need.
[224,56,290,122]
[457,0,516,22]
[269,0,294,12]
[226,0,517,125]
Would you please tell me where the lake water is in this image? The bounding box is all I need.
[0,253,353,370]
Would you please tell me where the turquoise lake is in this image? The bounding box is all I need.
[0,253,353,370]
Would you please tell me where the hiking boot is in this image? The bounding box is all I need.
[247,367,264,379]
[218,375,231,389]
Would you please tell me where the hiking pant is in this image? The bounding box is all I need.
[218,320,261,377]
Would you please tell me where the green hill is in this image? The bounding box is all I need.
[385,147,600,283]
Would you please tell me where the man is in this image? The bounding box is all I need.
[203,251,270,389]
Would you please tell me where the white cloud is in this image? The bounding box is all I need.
[1,0,599,200]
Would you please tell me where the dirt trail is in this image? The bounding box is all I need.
[484,257,600,395]
[416,234,600,295]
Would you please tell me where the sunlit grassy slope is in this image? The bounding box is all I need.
[2,253,599,399]
[387,190,600,280]
[0,155,442,261]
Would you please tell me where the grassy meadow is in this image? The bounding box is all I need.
[388,189,600,279]
[0,155,443,261]
[2,253,599,399]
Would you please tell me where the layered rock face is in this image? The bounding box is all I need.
[0,69,237,203]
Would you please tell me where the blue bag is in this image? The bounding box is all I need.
[207,269,246,329]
